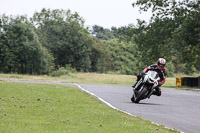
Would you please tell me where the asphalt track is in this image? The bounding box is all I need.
[3,79,200,133]
[78,84,200,133]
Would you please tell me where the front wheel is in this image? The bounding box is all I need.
[134,85,148,103]
[131,93,135,103]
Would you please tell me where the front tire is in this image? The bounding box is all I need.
[134,85,148,103]
[131,93,135,102]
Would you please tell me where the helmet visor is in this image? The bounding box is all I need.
[158,64,165,69]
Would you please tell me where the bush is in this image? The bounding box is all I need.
[49,65,76,77]
[165,62,174,77]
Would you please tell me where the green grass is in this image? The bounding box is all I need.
[0,81,179,133]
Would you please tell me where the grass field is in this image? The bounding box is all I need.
[0,81,179,133]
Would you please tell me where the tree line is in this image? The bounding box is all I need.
[0,0,199,76]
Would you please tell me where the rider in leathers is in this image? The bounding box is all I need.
[132,58,167,96]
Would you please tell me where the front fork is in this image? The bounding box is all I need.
[133,78,143,91]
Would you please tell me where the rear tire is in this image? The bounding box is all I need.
[134,86,148,103]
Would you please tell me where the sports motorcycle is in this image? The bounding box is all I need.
[131,70,160,103]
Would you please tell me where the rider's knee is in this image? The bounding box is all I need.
[157,91,161,96]
[152,90,161,96]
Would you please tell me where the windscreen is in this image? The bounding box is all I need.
[147,71,159,79]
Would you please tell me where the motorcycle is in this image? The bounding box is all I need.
[131,70,160,103]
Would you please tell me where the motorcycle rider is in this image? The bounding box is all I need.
[132,58,167,96]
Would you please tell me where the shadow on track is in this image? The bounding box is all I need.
[126,102,162,106]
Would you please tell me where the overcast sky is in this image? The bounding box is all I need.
[0,0,152,28]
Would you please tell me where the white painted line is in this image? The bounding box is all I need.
[74,83,118,110]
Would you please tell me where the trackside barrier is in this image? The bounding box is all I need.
[176,76,200,88]
[176,77,183,86]
[198,77,200,88]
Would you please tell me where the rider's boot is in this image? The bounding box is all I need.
[152,90,161,96]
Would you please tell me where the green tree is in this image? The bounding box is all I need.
[91,25,115,40]
[90,39,112,73]
[31,8,113,73]
[113,24,138,42]
[132,0,200,74]
[31,8,93,71]
[105,39,140,75]
[0,15,53,74]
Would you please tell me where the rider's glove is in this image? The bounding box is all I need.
[140,72,145,76]
[136,72,144,77]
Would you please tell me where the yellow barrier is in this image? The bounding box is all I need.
[176,77,183,86]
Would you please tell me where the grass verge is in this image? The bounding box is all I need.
[0,73,196,90]
[2,72,200,92]
[0,73,175,87]
[0,81,179,133]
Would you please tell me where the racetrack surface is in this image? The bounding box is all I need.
[3,79,200,133]
[78,84,200,133]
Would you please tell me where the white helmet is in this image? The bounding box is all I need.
[157,58,166,70]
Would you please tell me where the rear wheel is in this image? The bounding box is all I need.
[134,85,148,103]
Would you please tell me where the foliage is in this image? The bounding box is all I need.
[132,0,200,74]
[0,4,199,76]
[113,24,138,42]
[165,61,174,77]
[31,9,113,73]
[91,25,115,40]
[105,39,141,75]
[0,15,53,74]
[49,65,76,77]
[133,18,174,66]
[90,25,141,75]
[89,39,112,73]
[0,9,114,74]
[31,9,92,72]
